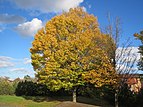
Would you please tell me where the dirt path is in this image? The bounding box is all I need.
[56,101,100,107]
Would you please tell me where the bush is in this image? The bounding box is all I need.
[15,81,49,96]
[118,84,137,107]
[0,77,15,95]
[134,89,143,107]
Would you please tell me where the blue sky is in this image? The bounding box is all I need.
[0,0,143,79]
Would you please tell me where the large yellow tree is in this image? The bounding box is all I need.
[30,7,116,102]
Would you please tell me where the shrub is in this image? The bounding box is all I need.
[0,77,15,95]
[15,81,49,96]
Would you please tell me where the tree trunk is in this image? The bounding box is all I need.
[73,87,77,103]
[115,89,118,107]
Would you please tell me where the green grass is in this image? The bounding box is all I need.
[0,95,113,107]
[0,95,59,107]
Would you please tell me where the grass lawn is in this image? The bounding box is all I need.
[0,95,59,107]
[0,95,113,107]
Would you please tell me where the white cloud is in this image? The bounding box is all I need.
[10,68,27,72]
[24,58,31,64]
[116,47,140,63]
[0,56,35,79]
[0,56,15,68]
[12,0,84,13]
[15,18,43,36]
[0,26,4,32]
[116,63,137,73]
[116,47,140,73]
[10,68,34,74]
[0,14,25,24]
[0,61,15,68]
[0,56,13,61]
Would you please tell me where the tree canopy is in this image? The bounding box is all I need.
[30,8,116,92]
[134,31,143,70]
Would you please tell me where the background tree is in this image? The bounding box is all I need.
[134,31,143,70]
[104,15,137,107]
[0,77,15,95]
[30,7,116,102]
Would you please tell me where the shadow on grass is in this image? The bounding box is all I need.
[77,96,114,107]
[22,96,48,102]
[22,96,113,107]
[22,95,72,102]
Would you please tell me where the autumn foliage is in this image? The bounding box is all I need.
[134,31,143,70]
[30,8,116,92]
